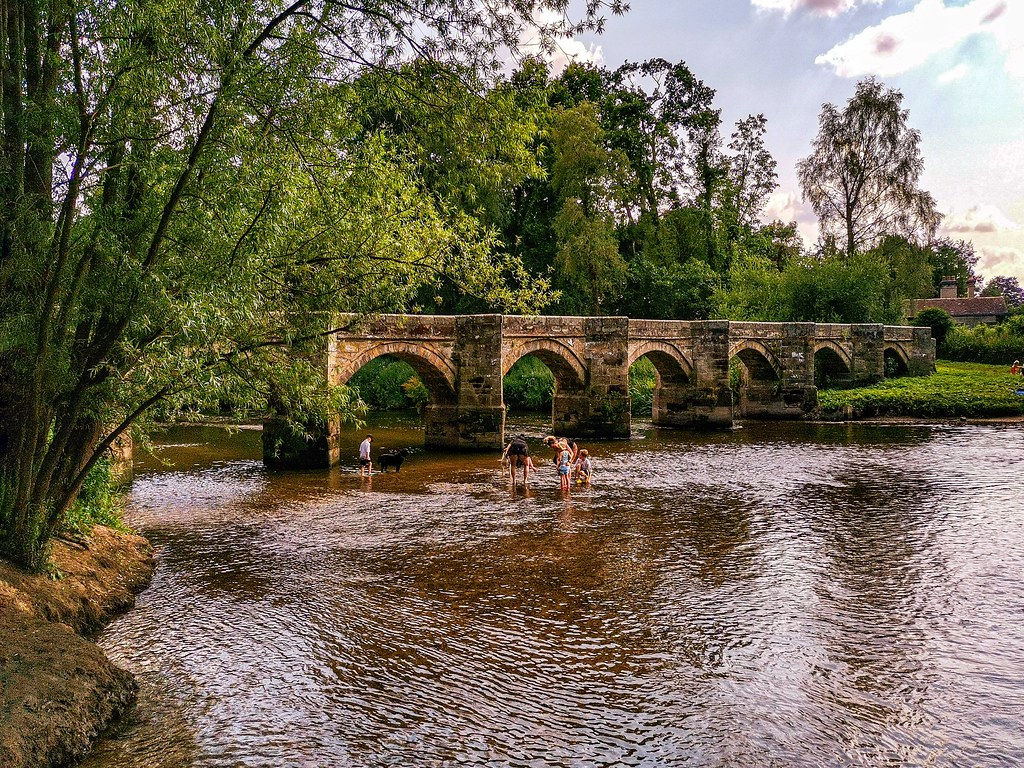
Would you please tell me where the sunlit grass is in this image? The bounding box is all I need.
[818,361,1024,418]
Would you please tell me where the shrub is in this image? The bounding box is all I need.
[941,323,1024,366]
[629,357,656,416]
[503,356,554,411]
[911,307,956,346]
[348,357,423,410]
[63,458,127,537]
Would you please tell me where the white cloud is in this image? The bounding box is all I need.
[937,63,969,83]
[763,190,815,225]
[815,0,1024,81]
[514,9,604,75]
[751,0,882,17]
[548,38,603,73]
[942,204,1021,235]
[977,245,1024,280]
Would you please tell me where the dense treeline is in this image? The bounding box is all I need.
[1,0,628,570]
[365,63,992,325]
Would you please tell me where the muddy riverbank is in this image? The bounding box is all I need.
[0,526,154,768]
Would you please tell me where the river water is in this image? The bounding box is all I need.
[83,418,1024,767]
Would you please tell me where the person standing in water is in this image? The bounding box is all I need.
[502,434,534,486]
[358,434,373,477]
[555,441,573,491]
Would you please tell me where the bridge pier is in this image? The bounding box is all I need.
[734,322,817,419]
[551,317,631,439]
[849,324,885,384]
[666,321,733,429]
[425,315,506,450]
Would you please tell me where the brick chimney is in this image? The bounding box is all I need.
[967,276,977,299]
[939,276,958,299]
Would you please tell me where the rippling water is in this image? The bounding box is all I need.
[83,419,1024,767]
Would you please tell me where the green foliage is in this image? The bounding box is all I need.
[928,238,979,297]
[781,251,891,322]
[911,307,957,347]
[401,377,430,412]
[549,103,627,314]
[629,357,657,416]
[348,358,423,411]
[714,250,894,323]
[871,235,934,315]
[619,256,719,319]
[0,0,625,569]
[62,460,126,538]
[713,253,786,320]
[503,356,554,411]
[941,319,1024,365]
[724,113,778,233]
[818,362,1024,418]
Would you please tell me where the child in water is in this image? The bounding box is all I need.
[573,450,592,485]
[556,443,573,490]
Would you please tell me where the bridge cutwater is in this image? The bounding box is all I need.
[264,314,934,465]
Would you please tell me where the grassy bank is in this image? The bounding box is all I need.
[818,361,1024,419]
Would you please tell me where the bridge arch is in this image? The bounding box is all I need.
[502,339,587,390]
[628,341,694,382]
[729,339,782,381]
[884,343,911,376]
[813,340,853,388]
[334,342,457,403]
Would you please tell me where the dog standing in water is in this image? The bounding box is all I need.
[378,448,409,473]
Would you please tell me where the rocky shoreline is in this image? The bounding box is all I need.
[0,526,155,768]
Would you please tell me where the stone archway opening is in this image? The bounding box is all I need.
[730,346,782,418]
[335,345,458,408]
[884,346,910,378]
[630,350,692,423]
[502,354,555,415]
[814,346,853,389]
[502,343,587,437]
[346,356,431,413]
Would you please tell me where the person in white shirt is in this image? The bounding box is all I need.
[358,434,373,476]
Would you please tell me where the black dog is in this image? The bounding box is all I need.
[378,448,409,473]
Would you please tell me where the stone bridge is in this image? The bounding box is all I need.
[306,314,933,455]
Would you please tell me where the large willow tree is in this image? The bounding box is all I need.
[0,0,626,570]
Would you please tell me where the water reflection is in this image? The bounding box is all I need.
[83,420,1024,767]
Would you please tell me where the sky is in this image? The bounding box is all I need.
[557,0,1024,285]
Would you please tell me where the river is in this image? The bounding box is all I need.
[82,417,1024,767]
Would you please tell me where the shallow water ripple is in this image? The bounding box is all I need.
[84,422,1024,767]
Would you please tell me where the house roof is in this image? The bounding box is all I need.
[907,296,1008,318]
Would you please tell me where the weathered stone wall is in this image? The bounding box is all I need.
[502,316,630,438]
[438,314,505,450]
[884,325,935,376]
[628,320,734,428]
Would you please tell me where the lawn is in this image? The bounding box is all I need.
[817,361,1024,419]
